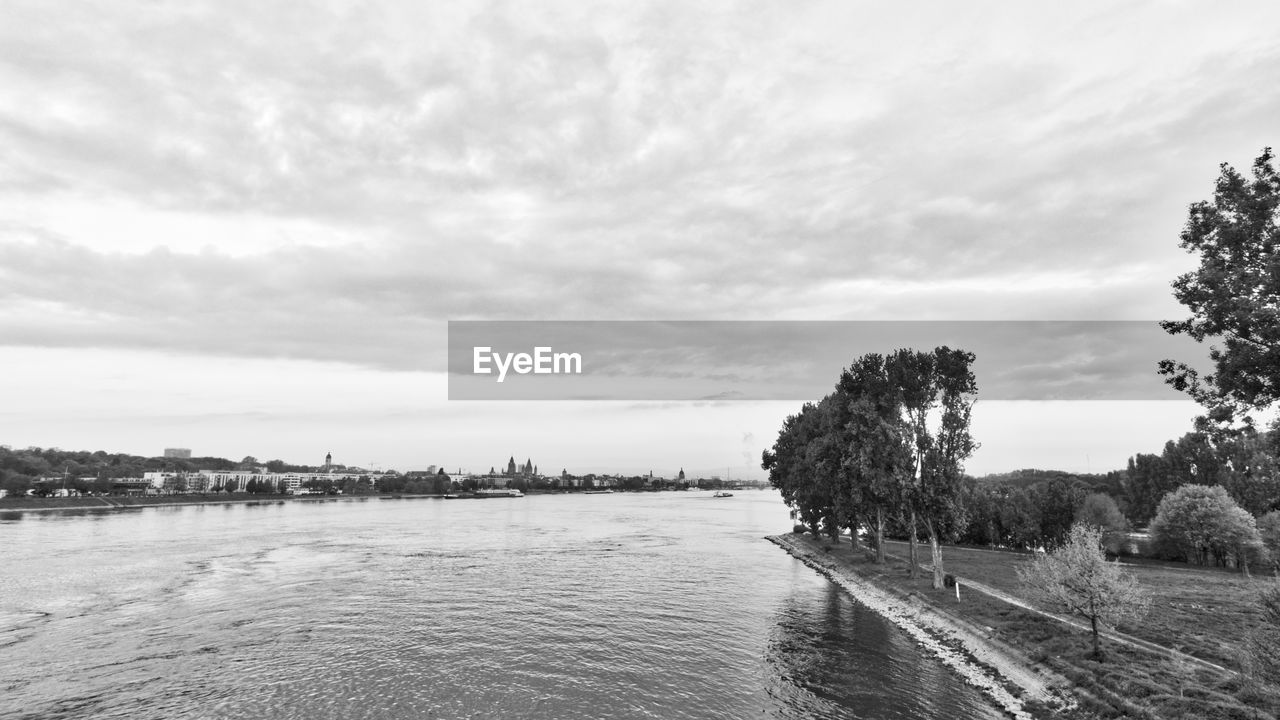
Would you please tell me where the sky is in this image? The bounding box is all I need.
[2,1,1278,478]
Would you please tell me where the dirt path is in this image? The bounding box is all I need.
[879,540,1231,676]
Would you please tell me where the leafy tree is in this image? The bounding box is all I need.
[1160,148,1280,430]
[1076,493,1127,532]
[0,471,33,498]
[834,353,911,562]
[891,346,977,589]
[1216,427,1280,516]
[1075,492,1129,554]
[1033,478,1087,548]
[1258,510,1280,574]
[763,402,832,539]
[1125,452,1173,525]
[1149,484,1264,572]
[1016,523,1151,660]
[1001,487,1044,550]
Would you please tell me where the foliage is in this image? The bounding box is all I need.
[764,346,977,587]
[1149,484,1264,571]
[1016,523,1152,659]
[1076,493,1130,553]
[1123,429,1280,523]
[1076,493,1129,533]
[1258,511,1280,573]
[1160,148,1280,430]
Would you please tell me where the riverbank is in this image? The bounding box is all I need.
[0,494,300,512]
[771,532,1280,720]
[768,533,1069,719]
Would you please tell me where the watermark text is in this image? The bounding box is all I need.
[473,346,583,382]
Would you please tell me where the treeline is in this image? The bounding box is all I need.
[763,351,1280,574]
[1125,429,1280,521]
[762,347,978,590]
[0,446,343,497]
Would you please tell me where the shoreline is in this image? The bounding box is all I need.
[0,488,716,514]
[0,494,310,513]
[767,533,1074,720]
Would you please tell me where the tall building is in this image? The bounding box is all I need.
[164,448,192,459]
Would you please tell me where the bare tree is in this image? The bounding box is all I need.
[1016,523,1151,660]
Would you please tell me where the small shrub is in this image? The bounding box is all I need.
[792,524,808,534]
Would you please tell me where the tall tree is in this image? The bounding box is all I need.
[889,347,978,589]
[1160,148,1280,430]
[833,353,907,563]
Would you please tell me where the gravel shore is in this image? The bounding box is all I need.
[768,533,1073,720]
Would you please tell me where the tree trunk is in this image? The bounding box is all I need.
[908,507,920,579]
[874,507,886,564]
[1090,614,1101,659]
[926,518,945,590]
[848,523,861,552]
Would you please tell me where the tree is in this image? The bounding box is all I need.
[1160,148,1280,430]
[1125,452,1173,525]
[1258,510,1280,574]
[889,347,978,589]
[1075,492,1130,554]
[1149,484,1264,573]
[1034,478,1087,548]
[834,353,909,563]
[1016,523,1151,660]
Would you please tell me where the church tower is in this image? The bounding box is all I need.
[507,456,516,476]
[325,452,332,472]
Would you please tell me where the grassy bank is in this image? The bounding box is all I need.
[784,533,1279,720]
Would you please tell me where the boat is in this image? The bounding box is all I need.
[584,489,614,494]
[713,491,734,498]
[474,488,524,498]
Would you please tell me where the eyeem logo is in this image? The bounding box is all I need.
[473,346,583,383]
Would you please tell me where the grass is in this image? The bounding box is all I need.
[794,533,1280,720]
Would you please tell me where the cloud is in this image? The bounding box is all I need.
[1,0,1279,372]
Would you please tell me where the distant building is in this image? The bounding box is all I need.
[164,448,192,459]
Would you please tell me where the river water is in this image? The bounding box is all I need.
[1,491,1003,720]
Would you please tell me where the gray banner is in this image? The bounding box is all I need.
[447,321,1206,401]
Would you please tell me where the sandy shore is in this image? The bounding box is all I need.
[768,533,1074,720]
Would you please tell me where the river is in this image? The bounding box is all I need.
[0,490,1003,719]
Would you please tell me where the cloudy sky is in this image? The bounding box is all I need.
[2,1,1277,477]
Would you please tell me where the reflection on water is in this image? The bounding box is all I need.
[0,492,1002,720]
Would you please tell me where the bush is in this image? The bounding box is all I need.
[792,524,808,534]
[1149,484,1263,570]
